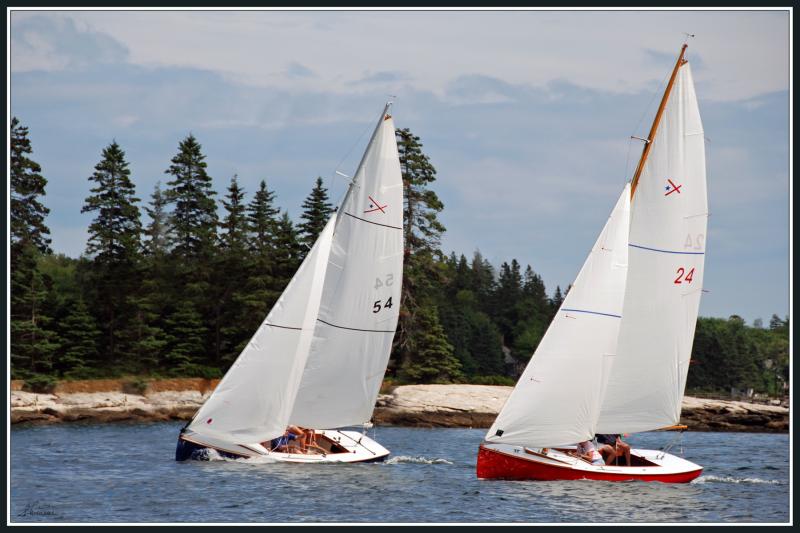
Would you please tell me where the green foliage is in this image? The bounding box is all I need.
[469,375,517,386]
[55,297,101,378]
[10,117,51,258]
[297,176,334,251]
[123,377,149,395]
[165,134,218,260]
[8,119,789,398]
[399,304,463,383]
[686,316,789,395]
[163,302,207,376]
[23,374,58,393]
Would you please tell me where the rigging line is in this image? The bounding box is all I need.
[330,115,377,203]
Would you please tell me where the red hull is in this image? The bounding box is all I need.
[477,446,702,483]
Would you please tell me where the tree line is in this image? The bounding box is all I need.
[10,117,789,396]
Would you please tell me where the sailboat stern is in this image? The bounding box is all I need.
[477,443,702,483]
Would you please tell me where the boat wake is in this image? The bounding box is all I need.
[693,475,782,485]
[201,449,279,464]
[385,455,453,465]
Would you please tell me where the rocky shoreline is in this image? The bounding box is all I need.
[9,381,788,433]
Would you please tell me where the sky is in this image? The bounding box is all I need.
[8,8,791,324]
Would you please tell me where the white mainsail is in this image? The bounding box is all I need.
[185,105,402,445]
[186,215,335,444]
[485,184,630,448]
[290,111,404,429]
[595,62,707,434]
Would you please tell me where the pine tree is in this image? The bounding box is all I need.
[81,141,142,364]
[298,176,334,251]
[163,302,207,376]
[10,117,56,377]
[237,180,282,345]
[11,117,51,259]
[392,128,452,380]
[55,298,101,378]
[165,134,218,260]
[143,181,169,258]
[164,134,218,367]
[272,211,303,286]
[399,304,462,383]
[396,128,446,254]
[247,179,280,253]
[214,175,252,363]
[551,285,564,311]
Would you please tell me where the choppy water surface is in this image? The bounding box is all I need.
[10,423,789,523]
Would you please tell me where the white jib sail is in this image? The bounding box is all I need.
[186,215,336,444]
[485,184,630,448]
[290,111,404,429]
[596,63,707,434]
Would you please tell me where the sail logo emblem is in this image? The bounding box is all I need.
[664,178,682,196]
[364,195,388,214]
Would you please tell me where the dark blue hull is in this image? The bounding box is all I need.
[175,437,242,461]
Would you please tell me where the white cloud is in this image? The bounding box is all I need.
[10,9,788,102]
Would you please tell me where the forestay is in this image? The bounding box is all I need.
[485,184,630,448]
[290,111,404,429]
[596,63,707,434]
[186,216,336,444]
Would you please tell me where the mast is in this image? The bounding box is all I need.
[335,101,393,230]
[630,44,688,199]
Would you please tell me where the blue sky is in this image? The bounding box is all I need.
[9,9,790,324]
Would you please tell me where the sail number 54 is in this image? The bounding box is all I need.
[373,297,393,313]
[674,267,695,284]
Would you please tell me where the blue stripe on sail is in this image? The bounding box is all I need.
[629,243,705,255]
[561,308,622,319]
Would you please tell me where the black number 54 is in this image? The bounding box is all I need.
[372,297,394,313]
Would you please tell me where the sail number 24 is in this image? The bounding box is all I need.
[674,267,696,284]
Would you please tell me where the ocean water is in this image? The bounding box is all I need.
[9,423,790,523]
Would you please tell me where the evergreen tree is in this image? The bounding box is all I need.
[551,285,564,310]
[247,179,280,252]
[396,128,446,254]
[164,134,218,368]
[81,141,142,364]
[163,302,207,376]
[11,117,51,259]
[165,134,218,260]
[398,304,462,383]
[143,181,170,258]
[272,211,303,286]
[393,128,452,379]
[10,117,56,377]
[55,298,101,378]
[214,175,252,363]
[238,180,282,345]
[298,176,334,251]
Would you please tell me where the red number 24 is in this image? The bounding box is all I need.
[674,267,695,284]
